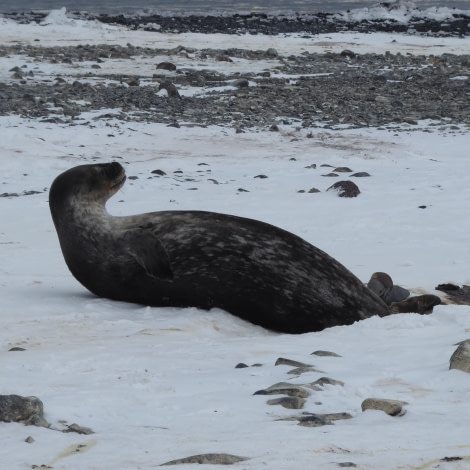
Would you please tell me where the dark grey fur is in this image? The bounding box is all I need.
[49,162,389,333]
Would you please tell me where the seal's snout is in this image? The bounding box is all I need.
[104,162,126,190]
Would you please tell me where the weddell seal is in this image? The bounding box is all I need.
[49,161,390,334]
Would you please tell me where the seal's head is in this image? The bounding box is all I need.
[50,162,125,207]
[49,162,126,227]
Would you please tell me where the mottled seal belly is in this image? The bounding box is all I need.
[49,162,389,334]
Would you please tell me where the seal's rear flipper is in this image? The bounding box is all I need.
[125,231,173,281]
[390,294,441,314]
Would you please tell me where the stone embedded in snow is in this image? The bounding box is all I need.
[160,453,249,465]
[296,412,353,427]
[327,180,360,197]
[275,357,312,368]
[254,382,310,398]
[449,339,470,373]
[308,377,345,388]
[267,396,306,409]
[63,423,95,435]
[361,398,408,416]
[311,350,342,357]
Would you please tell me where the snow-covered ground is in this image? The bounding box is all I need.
[1,9,470,470]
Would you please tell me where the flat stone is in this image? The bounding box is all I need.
[361,398,408,416]
[160,453,249,466]
[254,382,310,398]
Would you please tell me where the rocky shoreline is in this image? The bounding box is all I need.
[3,9,470,37]
[1,42,469,131]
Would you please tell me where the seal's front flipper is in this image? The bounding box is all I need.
[124,230,173,281]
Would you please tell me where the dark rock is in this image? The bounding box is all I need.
[254,174,268,179]
[9,347,26,351]
[333,167,352,173]
[235,362,249,368]
[308,187,320,193]
[156,61,177,71]
[311,350,341,357]
[341,50,356,59]
[151,169,167,176]
[231,78,249,88]
[327,181,360,198]
[158,81,180,98]
[350,172,370,177]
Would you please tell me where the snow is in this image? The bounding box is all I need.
[1,9,470,470]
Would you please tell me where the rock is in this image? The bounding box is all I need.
[350,172,371,177]
[254,382,310,398]
[308,377,344,388]
[25,436,35,443]
[0,395,49,427]
[341,50,356,59]
[231,78,249,88]
[265,48,278,58]
[158,81,180,98]
[333,167,352,173]
[267,396,306,409]
[297,412,353,427]
[151,169,167,176]
[449,339,470,373]
[235,362,249,368]
[308,187,320,193]
[254,174,268,179]
[327,180,360,198]
[63,423,94,435]
[126,77,140,87]
[275,357,311,368]
[361,398,408,416]
[311,350,341,357]
[156,62,177,71]
[160,453,249,465]
[8,347,26,351]
[287,366,323,375]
